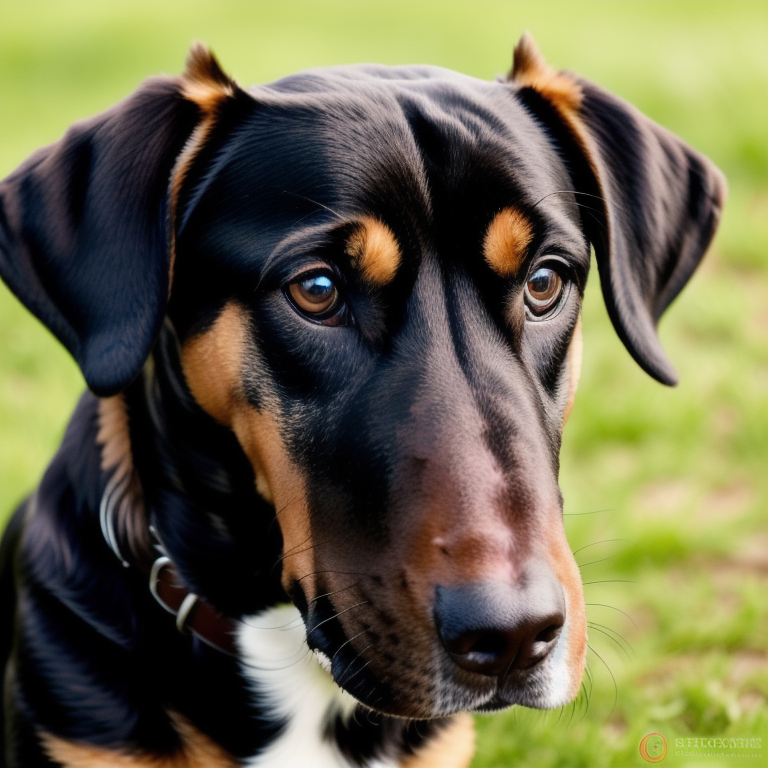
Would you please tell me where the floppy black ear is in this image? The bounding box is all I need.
[510,33,726,385]
[0,45,241,396]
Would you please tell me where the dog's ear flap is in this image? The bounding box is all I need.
[0,45,242,396]
[510,33,726,385]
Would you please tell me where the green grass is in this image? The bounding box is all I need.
[1,2,766,766]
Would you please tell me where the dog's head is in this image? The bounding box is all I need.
[0,35,724,718]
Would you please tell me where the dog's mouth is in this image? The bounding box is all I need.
[244,569,584,720]
[236,597,582,721]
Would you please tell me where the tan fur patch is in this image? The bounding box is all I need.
[180,303,313,586]
[181,302,276,507]
[40,714,236,767]
[546,523,587,702]
[346,217,402,286]
[168,44,241,291]
[562,316,583,426]
[97,395,132,483]
[509,33,602,202]
[181,43,238,113]
[400,713,475,768]
[181,302,276,505]
[180,303,248,428]
[510,32,582,118]
[229,408,314,589]
[483,207,534,277]
[96,395,148,561]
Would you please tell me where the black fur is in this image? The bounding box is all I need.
[0,41,724,767]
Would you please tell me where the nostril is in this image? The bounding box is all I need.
[535,624,561,644]
[446,629,512,660]
[468,632,509,657]
[434,572,566,678]
[440,626,521,677]
[508,614,564,671]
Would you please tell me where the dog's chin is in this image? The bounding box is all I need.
[325,673,577,721]
[317,647,579,721]
[428,674,580,718]
[467,681,578,714]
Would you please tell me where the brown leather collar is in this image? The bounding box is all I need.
[147,555,239,657]
[100,496,238,656]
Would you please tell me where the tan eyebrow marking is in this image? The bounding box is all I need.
[346,217,402,286]
[483,207,535,277]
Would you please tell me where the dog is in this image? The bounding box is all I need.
[0,33,724,768]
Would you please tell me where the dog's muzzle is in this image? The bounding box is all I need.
[434,560,565,677]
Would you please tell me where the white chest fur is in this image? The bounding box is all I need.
[236,605,399,768]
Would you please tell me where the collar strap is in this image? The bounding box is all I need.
[148,555,239,657]
[99,480,238,657]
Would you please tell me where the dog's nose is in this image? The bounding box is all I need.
[434,565,565,677]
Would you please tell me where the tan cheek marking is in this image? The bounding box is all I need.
[40,714,237,767]
[546,520,587,701]
[562,316,583,427]
[181,304,315,591]
[483,207,534,277]
[346,216,402,286]
[180,303,314,587]
[400,713,475,768]
[229,408,314,590]
[181,303,248,428]
[181,304,274,504]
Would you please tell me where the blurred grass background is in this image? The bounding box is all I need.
[0,1,766,766]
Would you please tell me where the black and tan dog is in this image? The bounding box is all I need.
[0,34,724,767]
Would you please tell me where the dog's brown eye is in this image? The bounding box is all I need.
[525,267,564,318]
[286,273,343,323]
